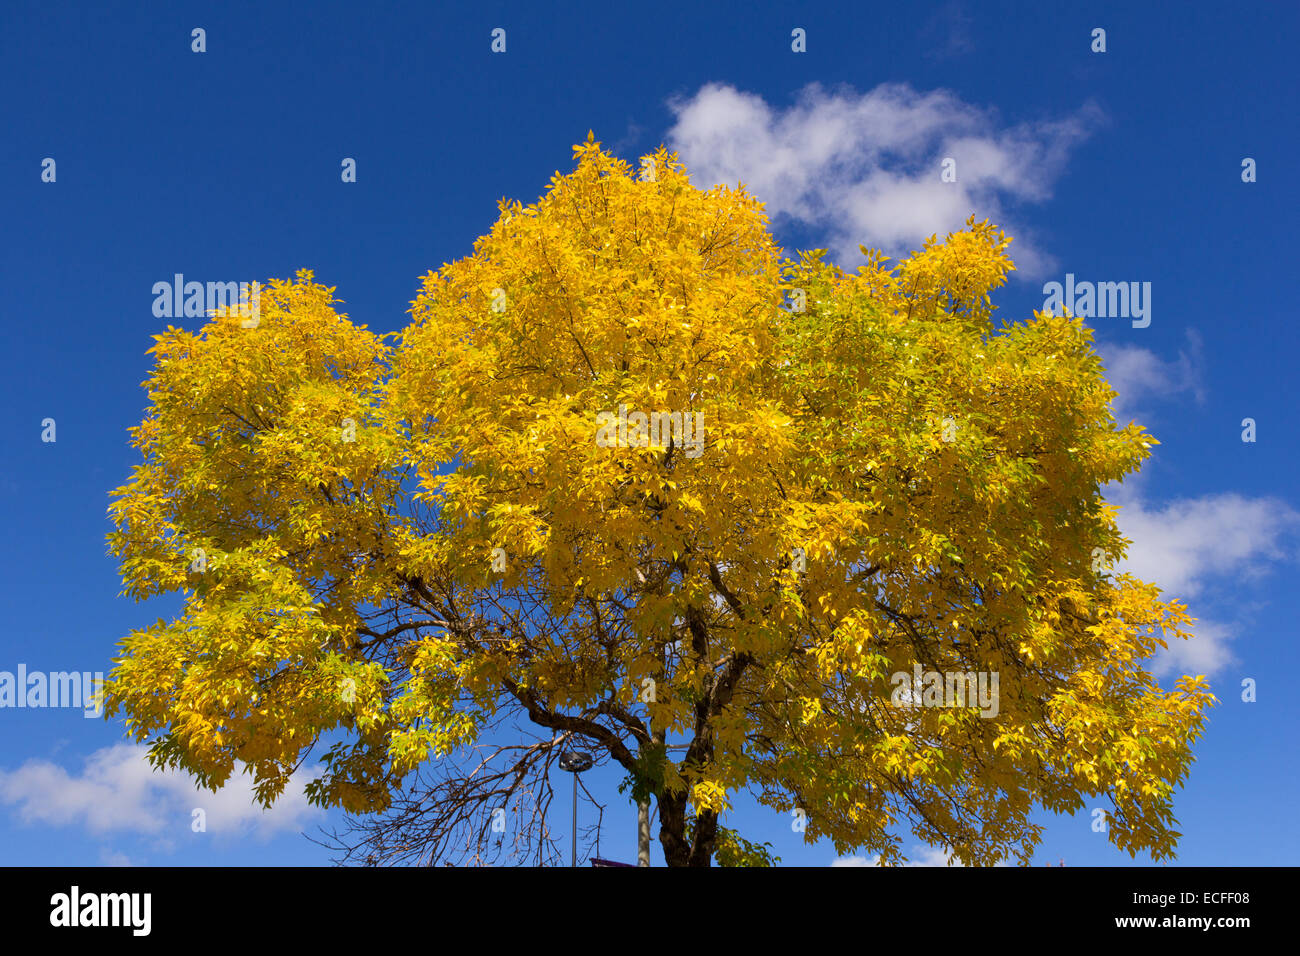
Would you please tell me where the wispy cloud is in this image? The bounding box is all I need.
[0,743,325,844]
[921,1,976,60]
[832,845,1007,866]
[1112,487,1297,601]
[1099,331,1206,419]
[1109,480,1299,677]
[666,81,1103,276]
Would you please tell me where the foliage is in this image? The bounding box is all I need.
[106,133,1213,865]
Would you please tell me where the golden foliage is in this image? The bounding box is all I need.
[105,136,1212,864]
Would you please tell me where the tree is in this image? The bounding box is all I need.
[105,133,1213,866]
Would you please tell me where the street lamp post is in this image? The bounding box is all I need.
[637,798,650,866]
[559,750,594,867]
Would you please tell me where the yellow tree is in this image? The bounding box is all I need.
[106,134,1213,866]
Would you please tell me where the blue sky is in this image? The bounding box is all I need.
[1,0,1297,866]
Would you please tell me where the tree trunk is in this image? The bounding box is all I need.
[657,791,717,866]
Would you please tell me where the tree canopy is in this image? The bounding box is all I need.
[105,133,1213,866]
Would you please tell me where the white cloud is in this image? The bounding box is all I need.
[1151,618,1238,680]
[99,848,133,867]
[1108,482,1299,677]
[0,743,325,843]
[1112,488,1297,600]
[1098,331,1205,418]
[832,845,1006,866]
[903,845,962,866]
[666,82,1103,275]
